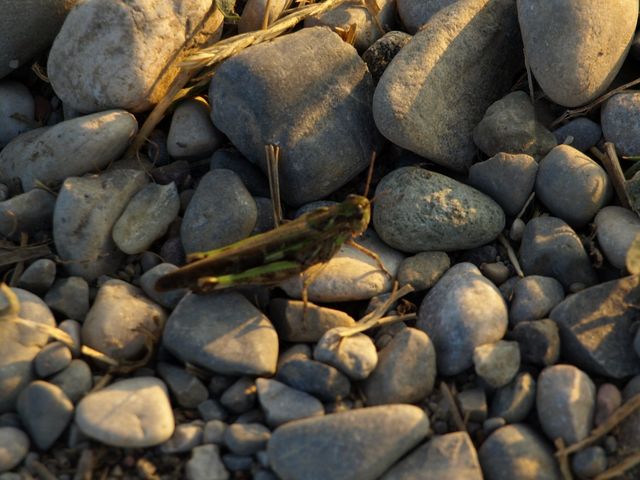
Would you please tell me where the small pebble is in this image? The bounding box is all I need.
[34,342,72,378]
[511,319,561,366]
[203,420,227,445]
[43,276,90,321]
[571,446,608,478]
[222,453,253,472]
[553,117,602,152]
[473,341,520,388]
[510,218,525,242]
[490,372,536,423]
[198,399,228,422]
[594,383,622,427]
[160,422,204,454]
[157,362,209,409]
[167,98,223,159]
[594,206,640,270]
[313,328,378,381]
[220,377,257,414]
[457,389,488,422]
[17,259,56,295]
[255,378,324,428]
[276,357,351,402]
[601,92,640,156]
[57,320,82,357]
[139,263,188,309]
[0,426,29,472]
[224,423,271,455]
[483,417,507,435]
[186,444,229,480]
[49,359,93,404]
[396,251,450,291]
[0,81,35,147]
[509,276,565,325]
[209,148,270,197]
[480,262,510,285]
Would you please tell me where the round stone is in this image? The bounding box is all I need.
[602,92,640,157]
[594,206,640,270]
[0,427,29,472]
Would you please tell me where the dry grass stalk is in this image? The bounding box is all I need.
[554,438,574,480]
[498,233,524,277]
[440,382,466,433]
[594,450,640,480]
[601,142,632,209]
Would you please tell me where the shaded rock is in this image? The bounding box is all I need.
[602,92,640,157]
[549,275,640,378]
[139,263,187,309]
[417,263,508,376]
[49,359,92,404]
[210,27,380,206]
[373,167,505,252]
[595,206,640,270]
[518,0,637,107]
[373,0,522,171]
[396,0,458,34]
[473,341,520,388]
[256,378,324,428]
[509,276,564,325]
[203,419,227,444]
[490,372,536,424]
[553,117,602,152]
[571,446,607,479]
[0,81,34,147]
[0,189,55,240]
[276,357,351,402]
[511,319,561,367]
[0,426,29,472]
[33,342,71,378]
[209,148,269,198]
[396,251,450,291]
[186,444,229,480]
[314,328,378,381]
[362,31,412,84]
[457,388,488,423]
[220,377,256,414]
[160,422,204,454]
[224,423,270,455]
[157,362,209,409]
[268,405,430,480]
[17,259,56,295]
[167,98,223,159]
[238,0,289,33]
[44,276,90,321]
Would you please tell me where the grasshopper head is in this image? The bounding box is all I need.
[342,194,371,236]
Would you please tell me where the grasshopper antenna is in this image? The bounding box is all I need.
[363,150,377,199]
[265,143,284,227]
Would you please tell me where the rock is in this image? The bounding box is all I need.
[481,262,511,286]
[163,292,278,376]
[220,378,256,414]
[57,320,81,357]
[53,168,148,280]
[550,275,640,378]
[112,182,180,254]
[305,0,396,52]
[280,230,403,302]
[186,444,229,480]
[276,357,351,402]
[373,0,522,171]
[373,167,505,252]
[75,377,174,448]
[269,299,355,343]
[594,206,640,270]
[167,98,223,159]
[209,148,270,198]
[490,372,536,424]
[0,0,76,78]
[595,383,622,427]
[381,432,482,479]
[17,259,56,295]
[602,92,640,157]
[618,376,640,459]
[509,276,565,325]
[198,399,228,422]
[139,263,187,309]
[517,0,637,107]
[0,189,55,240]
[536,145,612,226]
[44,276,90,321]
[396,251,450,291]
[473,91,557,159]
[256,378,324,428]
[222,454,253,472]
[396,0,458,34]
[362,31,412,84]
[0,81,34,147]
[268,405,430,480]
[224,423,270,455]
[0,426,29,472]
[511,319,561,367]
[571,446,607,479]
[48,0,223,112]
[468,153,538,217]
[160,422,204,454]
[210,27,379,206]
[519,216,597,289]
[0,110,137,190]
[473,341,520,388]
[181,169,257,254]
[553,117,602,152]
[536,364,595,444]
[33,342,72,378]
[457,389,488,422]
[314,328,378,381]
[17,380,73,450]
[82,279,167,361]
[479,424,561,480]
[417,263,508,376]
[157,362,209,409]
[49,360,92,404]
[203,420,227,444]
[362,328,436,405]
[238,0,289,33]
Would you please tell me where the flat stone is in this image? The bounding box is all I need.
[417,263,508,376]
[49,359,92,404]
[203,419,227,444]
[44,276,90,321]
[396,251,450,291]
[314,328,378,381]
[0,426,28,472]
[157,362,209,409]
[511,319,561,367]
[479,424,561,480]
[373,0,522,171]
[256,378,324,428]
[113,182,180,255]
[473,341,520,388]
[34,341,72,378]
[167,98,223,159]
[509,276,565,325]
[163,292,278,376]
[550,275,640,378]
[276,357,351,402]
[594,206,640,270]
[17,380,73,450]
[381,432,482,479]
[0,81,34,147]
[47,0,223,112]
[186,444,229,480]
[571,446,607,478]
[536,145,612,227]
[75,377,174,448]
[490,372,536,423]
[224,423,270,455]
[268,405,430,480]
[396,0,457,34]
[82,279,167,361]
[0,110,138,191]
[553,117,602,152]
[362,328,436,405]
[53,168,148,280]
[17,259,56,295]
[210,27,380,206]
[373,167,505,252]
[519,216,597,289]
[536,364,595,444]
[220,377,256,414]
[518,0,637,107]
[181,169,257,254]
[468,153,538,217]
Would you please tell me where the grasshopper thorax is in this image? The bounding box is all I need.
[340,194,371,236]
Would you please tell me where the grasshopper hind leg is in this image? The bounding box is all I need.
[346,239,393,279]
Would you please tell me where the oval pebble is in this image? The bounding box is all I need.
[473,341,520,389]
[602,92,640,157]
[75,377,174,448]
[167,98,223,159]
[553,117,602,152]
[509,276,565,325]
[511,319,561,367]
[396,251,450,291]
[490,372,536,424]
[396,0,457,34]
[0,426,29,472]
[256,378,324,428]
[313,328,378,381]
[0,81,34,147]
[594,206,640,270]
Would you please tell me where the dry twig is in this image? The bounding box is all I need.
[498,233,524,277]
[439,382,466,432]
[600,142,632,209]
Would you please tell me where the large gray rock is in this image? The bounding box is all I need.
[0,110,137,191]
[209,27,380,206]
[417,263,508,376]
[48,0,224,112]
[517,0,637,107]
[550,275,640,378]
[373,167,505,252]
[268,405,430,480]
[373,0,522,171]
[0,0,77,78]
[53,169,148,280]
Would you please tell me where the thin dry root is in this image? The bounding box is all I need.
[440,382,466,433]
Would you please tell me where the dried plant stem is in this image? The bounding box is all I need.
[595,450,640,480]
[516,191,535,220]
[440,382,466,432]
[363,151,376,199]
[498,233,524,277]
[554,438,574,480]
[265,144,284,228]
[601,142,632,209]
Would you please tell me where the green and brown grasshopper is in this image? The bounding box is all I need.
[155,145,388,297]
